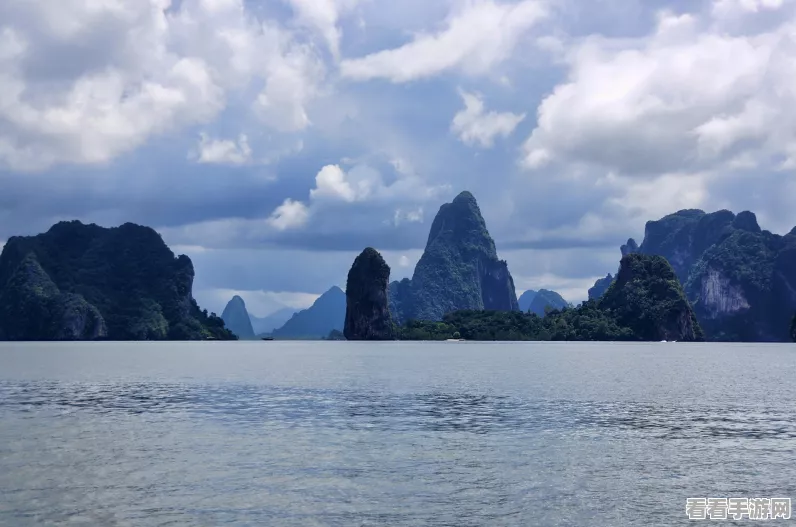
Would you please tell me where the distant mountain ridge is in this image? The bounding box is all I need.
[527,289,568,316]
[518,289,569,316]
[389,191,519,323]
[270,286,346,339]
[517,290,537,312]
[250,307,295,335]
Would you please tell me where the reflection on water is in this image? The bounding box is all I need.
[1,342,796,526]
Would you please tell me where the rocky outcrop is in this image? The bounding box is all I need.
[0,221,234,341]
[588,274,614,300]
[693,267,750,318]
[638,209,736,282]
[222,295,255,339]
[620,239,639,257]
[344,248,394,340]
[600,254,703,342]
[389,191,519,322]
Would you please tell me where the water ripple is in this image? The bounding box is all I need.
[2,380,795,441]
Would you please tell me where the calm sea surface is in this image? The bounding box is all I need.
[0,342,795,526]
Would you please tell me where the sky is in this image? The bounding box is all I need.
[1,0,795,317]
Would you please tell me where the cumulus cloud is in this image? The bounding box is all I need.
[393,207,424,225]
[285,0,361,59]
[451,90,525,148]
[195,133,252,165]
[267,198,310,230]
[522,9,796,176]
[310,164,360,201]
[264,162,447,230]
[340,0,548,82]
[0,0,323,171]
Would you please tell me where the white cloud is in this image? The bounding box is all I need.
[340,0,547,82]
[195,133,252,165]
[393,207,424,225]
[267,198,310,230]
[308,163,445,204]
[0,0,324,171]
[284,0,361,59]
[265,162,446,230]
[522,9,796,177]
[398,255,411,267]
[310,164,360,201]
[451,89,525,148]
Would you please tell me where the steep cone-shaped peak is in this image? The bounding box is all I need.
[221,295,255,339]
[396,191,518,322]
[425,190,496,258]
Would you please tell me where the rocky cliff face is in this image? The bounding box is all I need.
[389,191,519,322]
[222,295,255,339]
[600,254,703,342]
[593,209,796,341]
[638,209,736,282]
[0,221,234,341]
[344,248,394,340]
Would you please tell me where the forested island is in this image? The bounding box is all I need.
[0,221,234,341]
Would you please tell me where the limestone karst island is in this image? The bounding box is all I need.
[0,190,794,343]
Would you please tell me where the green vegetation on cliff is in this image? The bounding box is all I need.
[590,208,796,341]
[600,254,703,342]
[389,191,519,323]
[397,254,702,342]
[617,209,796,341]
[0,221,234,341]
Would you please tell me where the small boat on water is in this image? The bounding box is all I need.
[261,336,274,341]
